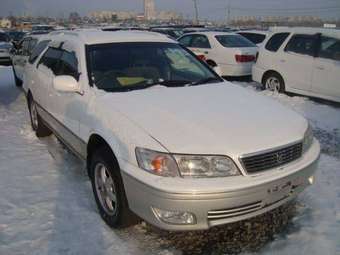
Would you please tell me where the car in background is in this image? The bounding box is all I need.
[24,29,319,231]
[252,27,340,103]
[11,35,41,86]
[178,32,258,77]
[31,25,55,33]
[237,30,269,46]
[0,30,12,65]
[150,27,184,39]
[6,31,27,44]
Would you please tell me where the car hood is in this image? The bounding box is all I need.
[100,83,307,158]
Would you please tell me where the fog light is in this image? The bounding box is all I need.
[308,176,315,185]
[152,207,196,225]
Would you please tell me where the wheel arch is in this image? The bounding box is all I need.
[87,133,120,178]
[262,70,285,86]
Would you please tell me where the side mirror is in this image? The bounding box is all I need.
[53,75,80,93]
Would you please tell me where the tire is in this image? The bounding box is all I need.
[89,147,138,228]
[12,67,23,87]
[263,72,285,93]
[28,96,52,137]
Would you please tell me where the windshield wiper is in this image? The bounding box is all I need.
[191,77,223,86]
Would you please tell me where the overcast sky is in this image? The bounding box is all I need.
[1,0,340,20]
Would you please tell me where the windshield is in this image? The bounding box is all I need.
[215,34,256,48]
[8,32,26,41]
[87,42,222,92]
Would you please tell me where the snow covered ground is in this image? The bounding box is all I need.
[0,65,339,255]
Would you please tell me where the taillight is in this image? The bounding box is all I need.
[197,54,207,61]
[235,55,256,63]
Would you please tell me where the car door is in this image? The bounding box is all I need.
[48,42,85,156]
[279,34,318,92]
[312,35,340,100]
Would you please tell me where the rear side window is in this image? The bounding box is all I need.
[191,35,211,48]
[215,34,255,48]
[239,33,266,44]
[265,33,290,52]
[58,51,79,80]
[285,34,317,57]
[318,36,340,61]
[38,47,62,75]
[29,40,50,64]
[178,35,192,47]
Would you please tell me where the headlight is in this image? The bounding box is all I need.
[303,124,314,153]
[135,148,180,177]
[136,147,240,178]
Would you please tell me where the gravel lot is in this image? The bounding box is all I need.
[0,66,339,255]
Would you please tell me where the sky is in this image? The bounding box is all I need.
[1,0,340,20]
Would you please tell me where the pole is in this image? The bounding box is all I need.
[193,0,199,25]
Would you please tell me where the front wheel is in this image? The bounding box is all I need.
[28,97,52,137]
[264,73,285,93]
[90,147,138,228]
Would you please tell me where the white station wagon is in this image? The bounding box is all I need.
[24,30,320,231]
[253,27,340,103]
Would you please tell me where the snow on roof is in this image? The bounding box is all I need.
[269,26,340,38]
[48,29,176,45]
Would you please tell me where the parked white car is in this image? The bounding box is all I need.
[178,32,258,77]
[24,30,320,231]
[253,27,340,103]
[237,30,269,46]
[0,31,12,65]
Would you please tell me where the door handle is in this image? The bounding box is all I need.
[204,51,209,54]
[316,66,325,70]
[279,59,286,63]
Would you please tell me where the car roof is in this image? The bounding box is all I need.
[269,26,340,39]
[47,29,176,45]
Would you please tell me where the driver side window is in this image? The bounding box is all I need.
[38,47,62,75]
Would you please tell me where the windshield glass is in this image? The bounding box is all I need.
[215,34,255,48]
[87,42,221,92]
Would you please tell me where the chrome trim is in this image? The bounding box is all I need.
[239,141,303,174]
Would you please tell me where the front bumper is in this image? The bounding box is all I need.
[121,141,320,231]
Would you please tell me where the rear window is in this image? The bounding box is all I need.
[265,33,290,52]
[238,33,266,44]
[215,34,255,48]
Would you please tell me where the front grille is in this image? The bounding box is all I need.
[241,142,303,174]
[208,201,263,220]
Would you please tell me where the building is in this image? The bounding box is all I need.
[0,19,12,29]
[144,0,156,20]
